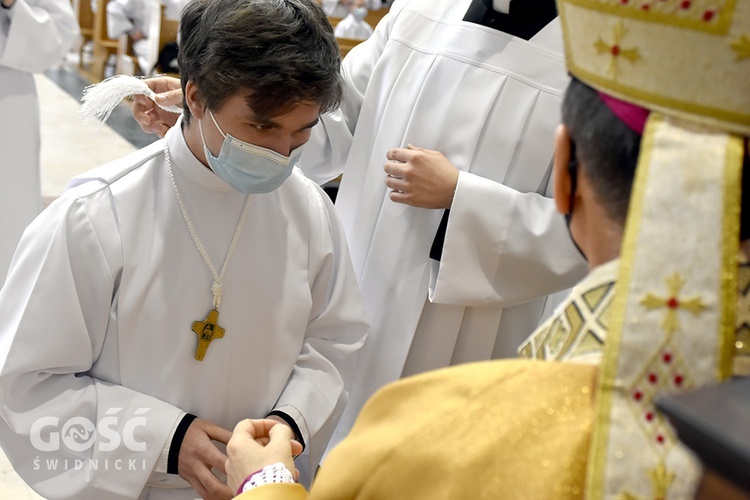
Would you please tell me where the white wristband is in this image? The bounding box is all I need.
[240,462,295,493]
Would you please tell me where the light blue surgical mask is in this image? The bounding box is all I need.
[353,6,368,21]
[199,110,304,194]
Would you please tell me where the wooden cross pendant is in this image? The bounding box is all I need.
[191,309,225,361]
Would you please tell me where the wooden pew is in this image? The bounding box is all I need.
[86,0,120,82]
[115,34,137,75]
[114,3,180,77]
[72,0,94,74]
[155,6,179,77]
[364,6,389,29]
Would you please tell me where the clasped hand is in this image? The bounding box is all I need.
[384,144,459,209]
[178,418,234,499]
[179,418,301,498]
[225,419,302,492]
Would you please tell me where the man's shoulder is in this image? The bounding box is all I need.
[322,358,596,499]
[397,0,460,15]
[281,168,331,203]
[368,359,595,412]
[66,140,163,195]
[384,0,464,25]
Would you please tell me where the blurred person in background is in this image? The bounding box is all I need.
[0,0,78,288]
[333,0,373,40]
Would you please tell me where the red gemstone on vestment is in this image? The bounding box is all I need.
[663,353,672,363]
[703,10,715,20]
[674,375,684,385]
[640,3,650,9]
[634,390,643,401]
[667,297,679,309]
[646,412,654,421]
[648,373,658,384]
[681,0,691,8]
[611,45,621,56]
[657,435,665,444]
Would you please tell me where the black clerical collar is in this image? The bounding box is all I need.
[463,0,557,40]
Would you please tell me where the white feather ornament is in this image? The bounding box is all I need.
[80,75,182,123]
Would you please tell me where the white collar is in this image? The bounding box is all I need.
[165,115,236,193]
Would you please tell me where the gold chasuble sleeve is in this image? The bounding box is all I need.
[304,360,595,499]
[238,360,597,499]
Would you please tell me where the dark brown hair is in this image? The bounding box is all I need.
[562,78,641,226]
[178,0,342,123]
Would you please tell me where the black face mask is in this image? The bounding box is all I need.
[564,141,588,261]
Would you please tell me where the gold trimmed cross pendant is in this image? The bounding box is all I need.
[191,309,225,361]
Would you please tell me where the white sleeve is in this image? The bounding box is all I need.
[0,187,184,499]
[0,0,78,73]
[271,182,368,468]
[298,2,403,185]
[429,170,588,308]
[105,0,137,39]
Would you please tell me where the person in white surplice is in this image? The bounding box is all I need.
[0,0,77,289]
[0,0,367,498]
[333,0,373,41]
[312,0,587,452]
[106,0,190,75]
[132,0,588,456]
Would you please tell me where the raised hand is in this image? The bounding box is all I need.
[131,76,183,137]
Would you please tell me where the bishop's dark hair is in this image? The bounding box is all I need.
[563,77,750,240]
[561,77,641,227]
[178,0,343,124]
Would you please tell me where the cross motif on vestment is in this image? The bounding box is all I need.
[595,21,641,78]
[618,462,676,500]
[641,273,707,335]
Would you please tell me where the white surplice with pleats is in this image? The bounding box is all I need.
[300,0,587,452]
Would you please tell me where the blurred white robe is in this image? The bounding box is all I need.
[0,121,367,499]
[321,0,348,18]
[333,13,373,41]
[0,0,77,287]
[106,0,187,74]
[300,0,587,451]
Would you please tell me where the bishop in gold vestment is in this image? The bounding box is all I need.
[229,0,750,496]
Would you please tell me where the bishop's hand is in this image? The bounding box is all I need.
[131,76,183,137]
[178,418,234,500]
[226,419,302,492]
[384,144,460,210]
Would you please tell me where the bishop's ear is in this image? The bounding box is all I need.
[553,124,574,215]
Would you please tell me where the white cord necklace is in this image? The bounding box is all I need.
[164,141,251,361]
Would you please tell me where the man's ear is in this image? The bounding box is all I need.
[553,124,573,215]
[184,81,205,120]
